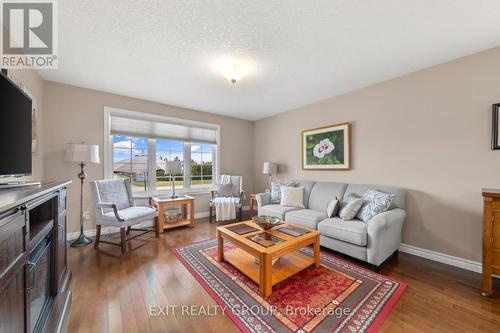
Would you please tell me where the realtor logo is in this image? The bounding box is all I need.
[1,0,58,68]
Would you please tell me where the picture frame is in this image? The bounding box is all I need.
[492,103,500,150]
[302,122,351,170]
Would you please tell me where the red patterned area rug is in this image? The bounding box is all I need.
[174,239,406,333]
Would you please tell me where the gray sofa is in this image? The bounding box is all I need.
[255,181,406,267]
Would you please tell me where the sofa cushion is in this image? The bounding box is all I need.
[308,182,348,212]
[259,204,301,220]
[320,235,367,262]
[318,217,367,246]
[285,209,327,229]
[343,184,405,210]
[294,180,316,208]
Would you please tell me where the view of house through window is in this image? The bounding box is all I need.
[112,136,216,193]
[112,136,149,192]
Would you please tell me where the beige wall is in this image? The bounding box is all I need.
[31,45,500,262]
[42,81,254,234]
[253,46,500,262]
[4,69,44,182]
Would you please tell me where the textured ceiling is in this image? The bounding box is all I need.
[37,0,500,121]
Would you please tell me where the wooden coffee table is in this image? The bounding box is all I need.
[216,221,320,298]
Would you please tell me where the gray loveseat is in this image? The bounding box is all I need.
[255,181,406,267]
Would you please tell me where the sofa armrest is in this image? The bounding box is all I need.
[255,192,271,210]
[366,208,406,266]
[367,208,406,234]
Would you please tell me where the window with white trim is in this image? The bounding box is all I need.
[105,108,220,194]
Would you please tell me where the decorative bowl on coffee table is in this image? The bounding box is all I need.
[252,215,283,230]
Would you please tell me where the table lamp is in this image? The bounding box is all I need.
[165,160,182,199]
[262,162,278,190]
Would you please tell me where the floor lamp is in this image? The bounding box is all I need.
[65,143,100,247]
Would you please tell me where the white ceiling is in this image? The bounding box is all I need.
[39,0,500,121]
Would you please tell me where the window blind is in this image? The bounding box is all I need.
[110,114,218,144]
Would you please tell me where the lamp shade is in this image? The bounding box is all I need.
[165,160,182,175]
[262,162,278,175]
[64,143,100,163]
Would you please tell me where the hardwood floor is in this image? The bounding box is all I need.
[66,217,500,333]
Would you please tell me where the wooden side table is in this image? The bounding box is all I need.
[152,195,195,233]
[249,194,257,217]
[481,188,500,296]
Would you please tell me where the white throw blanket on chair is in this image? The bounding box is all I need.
[213,197,239,221]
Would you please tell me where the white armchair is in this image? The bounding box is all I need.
[89,179,158,253]
[209,175,244,223]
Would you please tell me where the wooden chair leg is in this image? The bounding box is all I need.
[94,225,101,248]
[209,205,213,224]
[120,228,127,254]
[126,226,131,235]
[154,217,159,238]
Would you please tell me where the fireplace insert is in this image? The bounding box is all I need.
[27,228,53,333]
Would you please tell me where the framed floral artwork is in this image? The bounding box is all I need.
[302,122,351,170]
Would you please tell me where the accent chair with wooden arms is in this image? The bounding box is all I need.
[89,179,159,253]
[209,175,244,223]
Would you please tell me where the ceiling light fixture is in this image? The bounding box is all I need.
[218,58,248,84]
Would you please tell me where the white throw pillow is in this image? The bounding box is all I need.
[271,181,296,204]
[280,186,304,208]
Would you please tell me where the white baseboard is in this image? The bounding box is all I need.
[399,243,483,274]
[68,206,250,241]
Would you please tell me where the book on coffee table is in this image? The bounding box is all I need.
[226,224,259,235]
[277,226,311,237]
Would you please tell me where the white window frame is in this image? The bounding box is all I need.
[104,106,220,195]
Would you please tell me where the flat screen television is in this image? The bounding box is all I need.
[0,71,32,178]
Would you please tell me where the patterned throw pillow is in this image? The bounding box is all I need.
[271,181,296,204]
[339,194,363,220]
[357,190,395,222]
[326,197,340,217]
